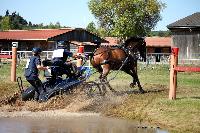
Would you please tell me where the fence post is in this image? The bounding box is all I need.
[77,43,84,67]
[11,42,18,82]
[169,47,179,100]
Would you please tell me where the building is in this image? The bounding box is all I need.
[0,28,108,53]
[145,37,172,62]
[167,12,200,60]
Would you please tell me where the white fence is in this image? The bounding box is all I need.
[1,51,54,60]
[146,53,170,65]
[1,51,200,65]
[0,51,92,67]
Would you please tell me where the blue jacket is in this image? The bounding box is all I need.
[24,56,41,80]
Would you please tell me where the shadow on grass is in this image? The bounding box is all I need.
[113,89,165,96]
[176,96,200,100]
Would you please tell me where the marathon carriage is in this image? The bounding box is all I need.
[18,56,106,102]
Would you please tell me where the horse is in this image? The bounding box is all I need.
[90,37,146,94]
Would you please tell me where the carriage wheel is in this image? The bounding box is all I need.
[83,81,106,97]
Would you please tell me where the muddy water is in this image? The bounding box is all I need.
[0,115,168,133]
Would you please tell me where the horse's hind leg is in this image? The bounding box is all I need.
[131,70,145,93]
[124,69,137,88]
[100,64,116,93]
[124,69,144,93]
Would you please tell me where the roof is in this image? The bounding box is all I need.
[0,29,73,40]
[101,37,121,46]
[0,28,108,43]
[48,28,108,43]
[145,37,172,47]
[167,12,200,29]
[101,37,172,47]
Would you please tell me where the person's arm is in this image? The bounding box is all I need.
[37,65,47,70]
[35,57,48,70]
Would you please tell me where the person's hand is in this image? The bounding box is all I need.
[73,54,78,58]
[46,66,51,73]
[46,66,50,69]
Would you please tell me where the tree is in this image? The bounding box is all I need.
[0,16,11,30]
[55,22,61,29]
[86,21,97,33]
[5,10,9,16]
[9,12,28,29]
[96,27,108,37]
[88,0,165,39]
[148,30,171,37]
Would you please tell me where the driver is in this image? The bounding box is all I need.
[51,41,77,78]
[24,47,48,101]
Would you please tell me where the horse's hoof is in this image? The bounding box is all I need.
[110,89,117,94]
[139,89,145,94]
[130,83,136,88]
[100,91,106,96]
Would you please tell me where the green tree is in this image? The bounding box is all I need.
[96,27,108,37]
[5,10,9,16]
[88,0,165,39]
[148,30,171,37]
[55,22,61,29]
[48,22,56,29]
[86,21,97,33]
[10,12,28,29]
[0,16,11,30]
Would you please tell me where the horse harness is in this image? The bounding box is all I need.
[92,47,112,65]
[92,46,137,68]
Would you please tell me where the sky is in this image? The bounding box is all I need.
[0,0,200,31]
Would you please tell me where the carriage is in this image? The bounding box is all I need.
[18,56,107,102]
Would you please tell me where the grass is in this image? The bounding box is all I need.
[1,63,200,133]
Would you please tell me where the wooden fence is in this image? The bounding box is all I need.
[169,47,200,100]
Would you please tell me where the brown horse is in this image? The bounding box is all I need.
[90,37,146,93]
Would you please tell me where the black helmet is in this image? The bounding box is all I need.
[32,47,42,54]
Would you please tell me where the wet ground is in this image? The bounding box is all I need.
[0,86,170,133]
[0,113,168,133]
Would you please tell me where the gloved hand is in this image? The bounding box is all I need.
[47,66,51,74]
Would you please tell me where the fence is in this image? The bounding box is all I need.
[146,53,170,65]
[169,47,200,100]
[0,50,92,67]
[146,53,200,65]
[1,51,54,60]
[1,51,200,65]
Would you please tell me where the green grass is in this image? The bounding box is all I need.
[1,63,200,133]
[102,64,200,133]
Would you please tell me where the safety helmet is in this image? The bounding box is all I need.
[32,47,42,54]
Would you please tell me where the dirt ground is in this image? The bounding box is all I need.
[0,87,127,118]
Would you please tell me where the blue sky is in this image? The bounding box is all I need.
[0,0,200,31]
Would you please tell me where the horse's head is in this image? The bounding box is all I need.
[124,37,146,60]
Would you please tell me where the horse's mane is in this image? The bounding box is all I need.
[124,36,144,47]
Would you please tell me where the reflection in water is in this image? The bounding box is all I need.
[0,116,168,133]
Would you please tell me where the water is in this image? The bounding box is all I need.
[0,116,168,133]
